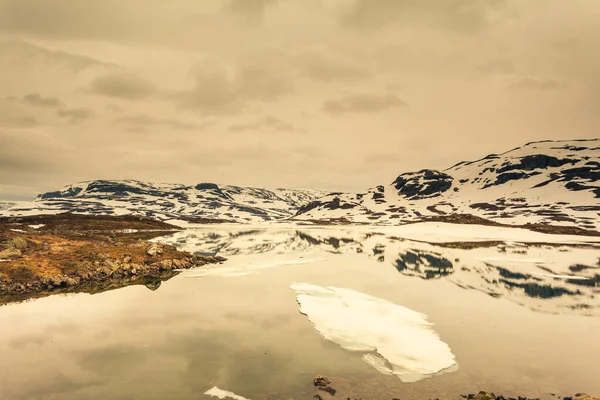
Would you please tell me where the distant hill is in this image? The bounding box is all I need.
[2,180,328,223]
[2,139,598,230]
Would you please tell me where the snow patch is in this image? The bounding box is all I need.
[290,282,457,382]
[204,387,251,400]
[9,229,26,233]
[529,272,592,280]
[28,224,45,229]
[478,256,550,264]
[187,258,328,278]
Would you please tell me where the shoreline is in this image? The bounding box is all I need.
[0,214,226,305]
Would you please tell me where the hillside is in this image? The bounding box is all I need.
[1,180,328,223]
[1,139,598,230]
[293,139,600,231]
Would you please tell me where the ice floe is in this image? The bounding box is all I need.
[290,283,457,382]
[186,257,328,278]
[204,387,251,400]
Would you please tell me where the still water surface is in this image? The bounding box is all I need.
[1,226,599,400]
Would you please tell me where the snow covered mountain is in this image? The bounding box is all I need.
[1,180,328,222]
[1,139,598,229]
[293,139,600,231]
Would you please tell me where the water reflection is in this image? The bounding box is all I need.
[157,227,600,316]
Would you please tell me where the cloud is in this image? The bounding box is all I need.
[476,59,516,75]
[0,116,38,129]
[19,93,65,109]
[117,114,202,131]
[174,61,293,114]
[0,40,116,71]
[88,72,157,100]
[0,0,149,41]
[225,0,283,19]
[9,93,94,123]
[56,107,94,123]
[341,0,506,32]
[297,53,368,83]
[0,131,66,174]
[510,77,562,91]
[323,93,408,115]
[236,65,293,100]
[228,115,295,133]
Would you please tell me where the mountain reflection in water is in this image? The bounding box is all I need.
[156,227,600,316]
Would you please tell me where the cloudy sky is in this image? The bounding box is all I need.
[1,0,599,200]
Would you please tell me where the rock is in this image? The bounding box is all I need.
[64,277,78,286]
[9,237,28,250]
[313,395,324,400]
[159,259,173,270]
[314,376,331,387]
[574,394,600,400]
[0,248,22,259]
[50,276,64,286]
[147,243,163,257]
[318,386,336,396]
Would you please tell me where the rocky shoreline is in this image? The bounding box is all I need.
[0,241,225,296]
[311,376,600,400]
[0,214,226,304]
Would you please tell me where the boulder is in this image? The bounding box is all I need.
[10,237,28,250]
[0,248,22,259]
[313,376,331,387]
[574,395,600,400]
[147,243,163,257]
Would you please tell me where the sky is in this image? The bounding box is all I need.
[0,0,599,200]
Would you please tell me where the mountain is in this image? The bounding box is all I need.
[0,202,17,211]
[1,180,328,222]
[1,139,598,230]
[293,139,600,231]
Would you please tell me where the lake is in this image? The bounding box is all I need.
[1,224,599,400]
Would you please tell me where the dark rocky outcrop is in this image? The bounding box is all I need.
[497,154,577,174]
[195,183,220,191]
[392,170,454,199]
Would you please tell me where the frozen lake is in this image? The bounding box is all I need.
[1,225,599,400]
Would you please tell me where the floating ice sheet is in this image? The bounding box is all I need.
[290,283,457,382]
[204,387,251,400]
[187,257,329,278]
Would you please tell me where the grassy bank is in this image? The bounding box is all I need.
[0,214,224,305]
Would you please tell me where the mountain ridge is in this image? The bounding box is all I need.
[1,139,598,231]
[292,138,600,230]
